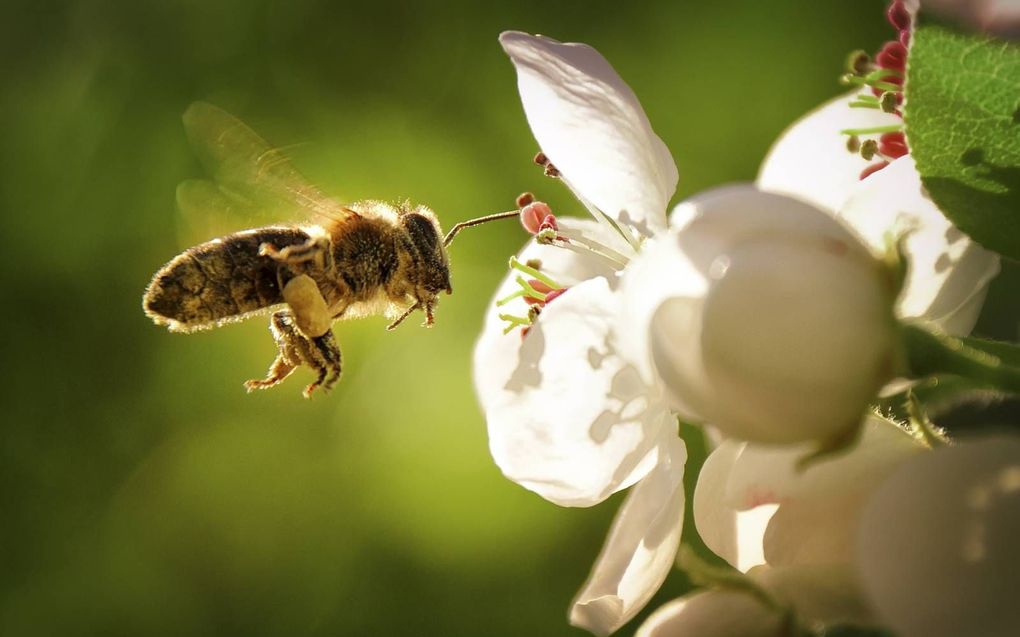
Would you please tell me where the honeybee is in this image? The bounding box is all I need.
[144,102,518,397]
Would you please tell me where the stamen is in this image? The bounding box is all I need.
[499,313,532,335]
[514,275,548,302]
[845,50,871,75]
[841,74,903,93]
[865,67,903,82]
[879,92,900,114]
[509,256,562,290]
[860,139,879,161]
[551,176,642,253]
[534,151,561,178]
[840,124,904,136]
[495,288,527,306]
[556,226,632,264]
[545,238,628,271]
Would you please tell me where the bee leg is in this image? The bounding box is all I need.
[243,310,342,398]
[281,274,332,338]
[259,235,332,268]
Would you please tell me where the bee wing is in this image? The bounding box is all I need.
[180,102,356,235]
[175,178,270,245]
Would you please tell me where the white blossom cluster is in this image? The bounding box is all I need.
[473,29,1017,637]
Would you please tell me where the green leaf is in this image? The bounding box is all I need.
[961,335,1020,367]
[900,323,1020,394]
[904,26,1020,261]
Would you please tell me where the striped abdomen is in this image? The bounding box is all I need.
[144,227,312,332]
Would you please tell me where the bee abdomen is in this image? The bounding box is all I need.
[143,227,311,332]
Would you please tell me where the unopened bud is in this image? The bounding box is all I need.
[621,186,897,445]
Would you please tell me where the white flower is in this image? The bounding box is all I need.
[757,91,1000,337]
[618,186,900,445]
[857,433,1020,637]
[690,416,926,625]
[473,31,685,635]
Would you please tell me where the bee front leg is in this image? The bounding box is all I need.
[244,310,342,398]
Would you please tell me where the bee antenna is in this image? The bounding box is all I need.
[443,210,521,247]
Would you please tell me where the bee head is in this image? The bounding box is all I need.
[400,205,453,295]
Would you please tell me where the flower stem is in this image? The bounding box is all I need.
[900,323,1020,394]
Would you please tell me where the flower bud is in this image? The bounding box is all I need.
[620,186,898,445]
[857,434,1020,637]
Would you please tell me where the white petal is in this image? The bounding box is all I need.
[500,31,677,235]
[721,416,924,509]
[748,563,873,625]
[476,275,671,507]
[757,91,901,214]
[763,491,869,567]
[857,434,1020,637]
[475,217,628,410]
[692,440,774,572]
[635,589,786,637]
[571,436,687,636]
[837,156,1000,335]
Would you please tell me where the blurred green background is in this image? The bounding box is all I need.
[2,1,1015,635]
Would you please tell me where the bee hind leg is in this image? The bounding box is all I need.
[244,310,342,398]
[259,235,331,268]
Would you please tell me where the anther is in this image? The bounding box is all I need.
[846,50,871,76]
[860,139,879,161]
[880,91,900,113]
[533,150,561,177]
[516,192,535,208]
[525,258,543,270]
[846,135,861,153]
